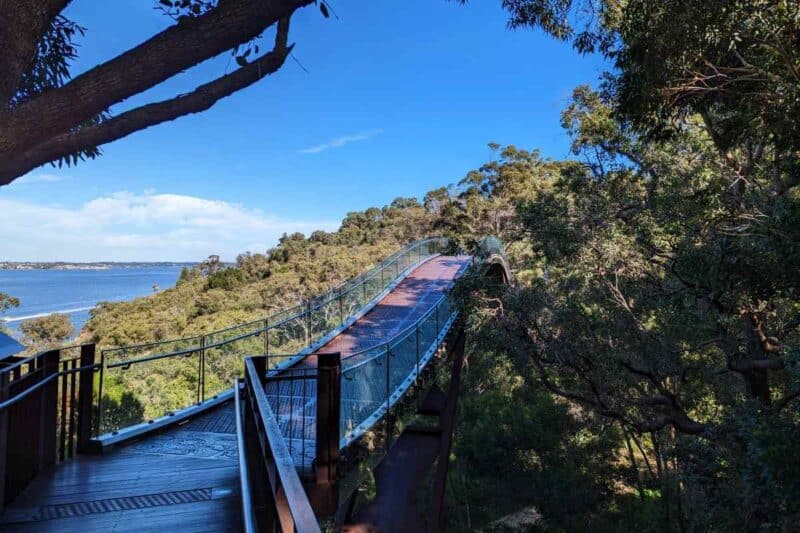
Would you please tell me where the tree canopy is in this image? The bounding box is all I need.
[0,0,321,185]
[20,312,74,348]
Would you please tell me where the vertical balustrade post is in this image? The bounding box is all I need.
[362,279,367,306]
[264,317,269,358]
[38,349,60,471]
[306,301,312,347]
[415,325,420,382]
[339,288,345,326]
[76,344,95,453]
[96,350,105,437]
[67,359,77,459]
[385,344,391,412]
[197,336,206,404]
[0,371,9,508]
[59,359,69,462]
[315,353,341,486]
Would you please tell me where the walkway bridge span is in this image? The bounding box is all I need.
[0,237,509,532]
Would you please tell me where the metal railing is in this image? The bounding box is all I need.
[237,357,323,533]
[0,343,97,510]
[94,237,448,437]
[253,239,507,464]
[338,264,465,447]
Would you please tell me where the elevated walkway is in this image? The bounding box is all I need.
[0,237,509,532]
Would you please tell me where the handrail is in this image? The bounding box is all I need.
[105,327,263,369]
[243,358,321,533]
[0,371,58,411]
[102,237,445,360]
[234,379,257,533]
[342,291,445,365]
[93,238,448,440]
[0,341,92,381]
[0,351,42,375]
[340,252,472,367]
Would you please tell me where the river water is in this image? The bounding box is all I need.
[0,266,184,336]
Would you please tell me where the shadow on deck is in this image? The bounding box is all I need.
[0,404,240,533]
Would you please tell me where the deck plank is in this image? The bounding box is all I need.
[0,404,241,532]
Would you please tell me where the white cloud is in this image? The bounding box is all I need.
[299,129,384,154]
[0,192,339,262]
[14,173,65,184]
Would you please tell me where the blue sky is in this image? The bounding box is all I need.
[1,0,607,262]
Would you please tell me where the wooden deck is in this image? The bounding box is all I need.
[0,404,241,532]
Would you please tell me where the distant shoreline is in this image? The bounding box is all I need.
[0,262,193,271]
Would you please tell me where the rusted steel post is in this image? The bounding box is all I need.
[431,327,467,528]
[76,344,96,453]
[315,352,341,485]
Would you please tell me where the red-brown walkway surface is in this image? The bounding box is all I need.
[265,254,471,470]
[313,255,471,364]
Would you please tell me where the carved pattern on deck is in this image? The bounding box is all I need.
[121,430,238,461]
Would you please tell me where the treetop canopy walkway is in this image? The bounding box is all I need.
[0,237,509,532]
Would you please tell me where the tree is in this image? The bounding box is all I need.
[0,0,321,186]
[199,254,223,276]
[493,0,800,199]
[0,292,20,313]
[464,92,800,528]
[20,313,74,348]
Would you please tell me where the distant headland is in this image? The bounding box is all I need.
[0,262,193,271]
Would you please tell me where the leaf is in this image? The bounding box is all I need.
[235,56,248,67]
[159,0,173,7]
[320,2,329,18]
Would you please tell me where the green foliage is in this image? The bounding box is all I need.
[0,292,20,313]
[438,4,800,527]
[10,16,85,107]
[206,267,247,291]
[20,313,74,348]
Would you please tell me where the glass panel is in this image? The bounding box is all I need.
[308,298,338,344]
[99,350,199,435]
[388,327,417,392]
[340,345,388,440]
[203,332,261,400]
[268,314,307,355]
[95,239,446,436]
[341,284,363,320]
[264,367,317,475]
[419,309,437,353]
